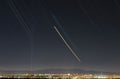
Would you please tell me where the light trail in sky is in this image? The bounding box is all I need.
[40,0,81,63]
[54,26,81,62]
[8,0,32,33]
[76,0,98,30]
[8,0,33,73]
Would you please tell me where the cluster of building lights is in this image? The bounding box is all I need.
[0,73,120,78]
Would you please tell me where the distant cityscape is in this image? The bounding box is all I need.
[0,73,120,78]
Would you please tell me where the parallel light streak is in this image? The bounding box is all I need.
[54,26,81,62]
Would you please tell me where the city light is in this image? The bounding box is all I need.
[0,73,119,78]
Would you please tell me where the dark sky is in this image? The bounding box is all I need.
[0,0,120,73]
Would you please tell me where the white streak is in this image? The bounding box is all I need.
[54,26,81,62]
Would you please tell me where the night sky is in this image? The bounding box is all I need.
[0,0,120,73]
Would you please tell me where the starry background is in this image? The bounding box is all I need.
[0,0,120,73]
